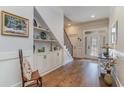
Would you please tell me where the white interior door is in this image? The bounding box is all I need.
[85,31,106,59]
[85,35,91,57]
[85,35,97,58]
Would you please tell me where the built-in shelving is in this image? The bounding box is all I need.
[33,7,63,77]
[33,7,60,55]
[34,27,50,33]
[34,39,57,42]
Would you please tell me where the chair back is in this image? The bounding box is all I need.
[19,49,25,87]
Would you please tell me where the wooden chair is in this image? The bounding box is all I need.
[19,49,42,87]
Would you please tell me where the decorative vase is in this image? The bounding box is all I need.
[104,70,112,86]
[40,32,46,40]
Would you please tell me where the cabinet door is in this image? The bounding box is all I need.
[46,53,52,71]
[37,55,47,74]
[50,52,56,68]
[43,55,49,72]
[49,53,56,70]
[56,51,63,66]
[55,51,60,66]
[59,50,63,65]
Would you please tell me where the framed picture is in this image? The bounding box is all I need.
[111,21,118,44]
[1,11,29,37]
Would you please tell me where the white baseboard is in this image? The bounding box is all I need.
[41,64,63,76]
[113,67,123,87]
[113,73,123,87]
[10,64,63,87]
[10,82,21,87]
[0,50,33,87]
[63,59,73,65]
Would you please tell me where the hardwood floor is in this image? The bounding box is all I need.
[42,59,115,87]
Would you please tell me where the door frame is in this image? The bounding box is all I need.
[85,33,99,59]
[83,28,108,59]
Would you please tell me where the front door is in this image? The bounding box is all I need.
[85,31,105,59]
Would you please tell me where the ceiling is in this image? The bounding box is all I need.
[62,6,110,24]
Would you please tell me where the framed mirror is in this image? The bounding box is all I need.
[111,21,118,44]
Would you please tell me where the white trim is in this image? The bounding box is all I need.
[83,27,108,58]
[0,50,33,87]
[111,49,124,61]
[0,50,33,61]
[113,71,123,87]
[41,58,73,77]
[9,82,22,87]
[40,64,63,76]
[83,27,108,34]
[63,45,72,57]
[63,59,73,65]
[111,49,124,87]
[63,46,73,65]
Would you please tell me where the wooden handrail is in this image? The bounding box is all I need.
[64,29,73,56]
[64,30,73,46]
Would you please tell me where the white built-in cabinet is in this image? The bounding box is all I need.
[35,50,63,76]
[33,7,63,76]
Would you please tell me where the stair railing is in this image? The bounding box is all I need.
[64,29,73,57]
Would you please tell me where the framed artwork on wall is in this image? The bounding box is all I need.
[111,20,118,44]
[1,11,29,37]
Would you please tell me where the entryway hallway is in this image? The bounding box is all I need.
[0,6,124,87]
[42,59,116,87]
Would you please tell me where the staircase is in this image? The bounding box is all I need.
[35,6,73,64]
[64,30,73,57]
[63,30,73,64]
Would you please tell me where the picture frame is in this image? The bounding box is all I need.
[111,20,118,44]
[1,11,29,37]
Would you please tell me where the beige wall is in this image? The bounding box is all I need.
[65,18,109,46]
[0,6,33,87]
[109,6,124,86]
[65,18,109,58]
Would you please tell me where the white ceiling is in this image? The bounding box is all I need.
[62,6,110,23]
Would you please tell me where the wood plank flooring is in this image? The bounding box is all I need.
[42,59,115,87]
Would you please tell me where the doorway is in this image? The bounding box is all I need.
[85,30,106,59]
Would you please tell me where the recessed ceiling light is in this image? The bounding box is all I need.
[91,15,95,18]
[68,23,71,26]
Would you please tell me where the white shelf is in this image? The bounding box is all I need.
[34,39,57,42]
[34,27,50,33]
[34,50,61,56]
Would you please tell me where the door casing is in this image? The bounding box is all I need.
[83,28,107,59]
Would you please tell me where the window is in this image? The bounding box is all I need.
[111,21,118,44]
